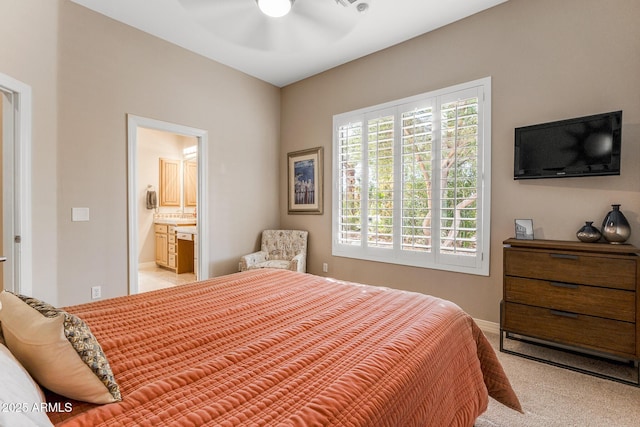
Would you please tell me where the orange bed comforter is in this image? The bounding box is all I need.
[50,269,520,426]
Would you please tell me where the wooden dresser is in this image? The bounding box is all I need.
[501,238,640,384]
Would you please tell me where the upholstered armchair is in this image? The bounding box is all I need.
[239,230,308,273]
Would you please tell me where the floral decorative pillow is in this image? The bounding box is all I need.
[0,291,121,404]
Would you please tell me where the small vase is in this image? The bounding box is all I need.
[576,221,601,243]
[601,204,631,244]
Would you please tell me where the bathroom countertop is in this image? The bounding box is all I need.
[174,226,197,235]
[154,218,196,225]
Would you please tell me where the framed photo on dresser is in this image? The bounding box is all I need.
[514,219,534,240]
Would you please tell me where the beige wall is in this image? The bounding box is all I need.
[0,0,282,306]
[1,0,638,321]
[0,93,3,291]
[0,0,59,304]
[55,1,281,306]
[280,0,640,323]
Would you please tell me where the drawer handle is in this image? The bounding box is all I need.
[550,309,578,319]
[550,253,579,260]
[550,281,579,289]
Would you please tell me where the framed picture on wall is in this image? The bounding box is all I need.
[515,219,534,240]
[288,147,323,214]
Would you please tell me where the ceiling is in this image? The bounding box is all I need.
[70,0,508,87]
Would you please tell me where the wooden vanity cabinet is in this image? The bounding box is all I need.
[155,222,196,273]
[155,224,169,267]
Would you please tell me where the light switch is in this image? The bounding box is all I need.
[72,207,90,222]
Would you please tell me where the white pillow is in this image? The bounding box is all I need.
[0,342,53,427]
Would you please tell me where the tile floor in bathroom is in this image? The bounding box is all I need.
[138,263,197,293]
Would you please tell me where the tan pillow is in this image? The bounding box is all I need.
[0,291,121,404]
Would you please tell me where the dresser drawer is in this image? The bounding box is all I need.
[505,249,636,290]
[505,277,635,322]
[503,302,636,356]
[154,224,168,234]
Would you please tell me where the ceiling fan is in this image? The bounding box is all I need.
[257,0,368,17]
[256,0,295,18]
[178,0,369,52]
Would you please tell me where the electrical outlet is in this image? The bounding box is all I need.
[91,286,102,300]
[322,263,328,273]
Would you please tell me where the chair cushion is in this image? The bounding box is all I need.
[261,230,308,261]
[249,260,292,270]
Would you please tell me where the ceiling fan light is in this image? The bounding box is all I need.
[257,0,293,18]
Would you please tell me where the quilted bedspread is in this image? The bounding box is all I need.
[50,269,520,426]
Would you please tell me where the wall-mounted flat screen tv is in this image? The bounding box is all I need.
[514,110,622,180]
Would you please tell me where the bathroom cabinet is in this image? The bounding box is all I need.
[155,222,196,273]
[159,158,180,206]
[184,160,197,207]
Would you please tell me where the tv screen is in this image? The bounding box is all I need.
[514,111,622,179]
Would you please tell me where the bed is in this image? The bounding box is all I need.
[1,269,521,426]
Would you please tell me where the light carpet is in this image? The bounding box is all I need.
[476,332,640,427]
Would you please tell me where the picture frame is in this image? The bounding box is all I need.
[515,219,534,240]
[288,147,323,214]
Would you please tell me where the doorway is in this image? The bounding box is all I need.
[0,73,32,295]
[127,115,209,294]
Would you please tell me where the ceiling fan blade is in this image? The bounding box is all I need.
[291,3,357,44]
[179,0,268,47]
[179,0,253,14]
[178,0,361,52]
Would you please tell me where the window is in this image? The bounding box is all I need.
[332,77,491,275]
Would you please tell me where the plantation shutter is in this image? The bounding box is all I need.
[366,114,394,249]
[333,78,490,276]
[436,87,484,269]
[401,106,434,253]
[337,121,363,247]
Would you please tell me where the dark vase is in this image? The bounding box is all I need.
[576,221,601,243]
[601,204,631,244]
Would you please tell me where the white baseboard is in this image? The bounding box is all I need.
[474,318,500,335]
[138,261,156,269]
